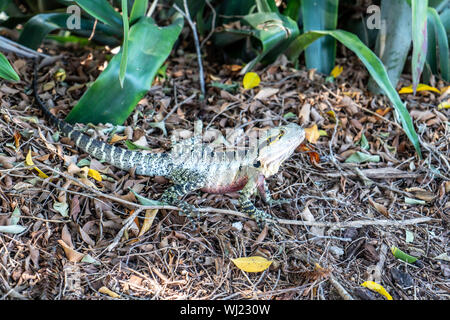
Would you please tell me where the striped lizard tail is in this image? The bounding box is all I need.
[33,59,172,176]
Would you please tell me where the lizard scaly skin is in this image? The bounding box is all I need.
[33,62,305,230]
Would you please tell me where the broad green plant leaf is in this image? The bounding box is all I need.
[427,7,449,81]
[65,15,183,125]
[75,0,123,31]
[0,52,19,81]
[130,0,149,24]
[287,30,422,158]
[18,13,120,50]
[215,12,299,74]
[411,0,429,93]
[256,0,278,13]
[283,0,302,22]
[367,0,412,94]
[119,0,129,88]
[300,0,338,74]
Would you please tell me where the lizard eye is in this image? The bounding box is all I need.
[253,160,261,168]
[266,130,284,146]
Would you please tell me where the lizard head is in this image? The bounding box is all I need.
[256,123,305,177]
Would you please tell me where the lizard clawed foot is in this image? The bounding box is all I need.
[266,198,291,207]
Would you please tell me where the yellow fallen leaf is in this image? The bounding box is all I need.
[25,150,49,178]
[88,168,102,182]
[25,149,34,166]
[399,84,441,94]
[34,167,49,179]
[231,256,272,273]
[243,72,260,90]
[304,124,320,144]
[138,209,158,237]
[361,281,393,300]
[326,110,338,122]
[110,134,127,144]
[330,65,343,78]
[98,286,120,298]
[437,101,449,110]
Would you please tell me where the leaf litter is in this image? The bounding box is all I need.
[0,42,448,300]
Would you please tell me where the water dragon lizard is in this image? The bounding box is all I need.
[33,61,305,231]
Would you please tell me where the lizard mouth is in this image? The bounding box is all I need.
[257,123,305,177]
[258,143,298,176]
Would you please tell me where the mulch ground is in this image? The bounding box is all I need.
[0,41,448,300]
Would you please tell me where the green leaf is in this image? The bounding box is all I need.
[411,0,429,93]
[428,7,449,81]
[283,0,302,22]
[256,0,278,13]
[129,188,165,206]
[130,0,148,24]
[210,81,239,92]
[124,140,152,151]
[119,0,130,88]
[65,15,183,125]
[405,230,414,243]
[228,12,300,74]
[405,197,426,205]
[367,0,412,94]
[18,13,120,50]
[0,52,19,82]
[300,0,338,74]
[287,29,422,158]
[10,207,21,225]
[345,151,380,163]
[0,225,26,234]
[391,246,418,264]
[75,0,123,31]
[358,134,370,150]
[53,201,69,217]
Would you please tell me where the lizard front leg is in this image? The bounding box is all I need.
[239,178,277,229]
[160,168,206,226]
[256,175,291,207]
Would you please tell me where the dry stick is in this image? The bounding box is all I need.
[88,19,98,41]
[107,207,143,251]
[146,0,159,17]
[200,0,216,48]
[35,162,437,229]
[173,1,206,98]
[329,276,354,300]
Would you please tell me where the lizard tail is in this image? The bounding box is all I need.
[33,58,172,176]
[33,58,75,137]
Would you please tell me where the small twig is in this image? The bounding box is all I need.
[173,1,206,98]
[106,207,144,251]
[200,0,216,48]
[146,0,159,17]
[34,163,437,230]
[162,91,196,122]
[88,19,98,41]
[329,275,354,300]
[276,216,436,229]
